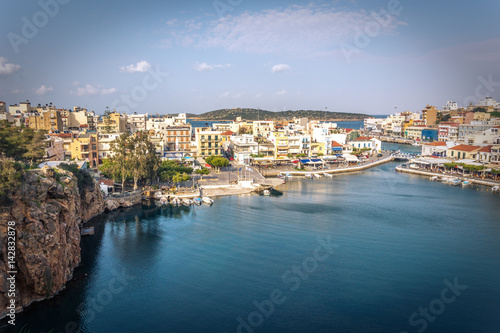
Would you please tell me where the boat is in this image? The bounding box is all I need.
[314,173,322,179]
[492,186,500,193]
[159,197,168,207]
[193,197,202,205]
[263,189,271,196]
[305,173,313,179]
[461,180,471,187]
[202,197,214,205]
[430,176,439,181]
[171,197,181,207]
[182,198,193,206]
[450,179,462,186]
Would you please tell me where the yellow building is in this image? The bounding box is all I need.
[28,110,63,132]
[310,142,325,156]
[70,133,99,168]
[274,134,289,158]
[447,144,481,160]
[196,130,222,157]
[97,112,127,133]
[405,125,427,140]
[422,105,438,126]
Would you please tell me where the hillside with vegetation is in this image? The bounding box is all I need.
[187,108,371,121]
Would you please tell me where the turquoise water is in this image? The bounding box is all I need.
[2,162,500,333]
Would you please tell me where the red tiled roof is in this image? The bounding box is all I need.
[220,130,235,136]
[424,141,447,146]
[345,129,354,133]
[355,136,373,141]
[478,145,493,153]
[449,144,481,152]
[331,141,342,147]
[79,124,88,127]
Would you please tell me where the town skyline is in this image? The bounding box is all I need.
[1,0,499,115]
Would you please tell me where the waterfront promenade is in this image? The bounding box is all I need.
[395,165,500,187]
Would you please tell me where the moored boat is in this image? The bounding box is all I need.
[182,198,193,206]
[159,197,168,207]
[263,189,271,196]
[193,197,202,205]
[202,197,213,205]
[171,197,181,207]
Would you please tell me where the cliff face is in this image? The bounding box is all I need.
[0,166,105,319]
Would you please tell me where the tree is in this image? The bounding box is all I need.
[172,172,191,185]
[157,160,193,183]
[23,129,49,167]
[129,132,159,190]
[0,157,24,206]
[109,133,132,193]
[195,168,210,180]
[205,156,229,172]
[102,108,114,133]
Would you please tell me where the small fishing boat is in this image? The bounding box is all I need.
[159,197,168,207]
[450,179,462,186]
[182,198,193,206]
[492,186,500,193]
[193,197,202,205]
[430,176,439,181]
[461,180,471,187]
[263,189,271,196]
[171,197,181,207]
[202,197,214,205]
[305,173,313,179]
[314,173,322,179]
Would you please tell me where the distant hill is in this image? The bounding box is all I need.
[187,108,371,121]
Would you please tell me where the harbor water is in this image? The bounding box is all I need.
[2,162,499,332]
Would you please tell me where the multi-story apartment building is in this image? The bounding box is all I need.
[438,123,460,142]
[97,112,127,133]
[28,110,64,132]
[195,129,222,157]
[422,105,438,126]
[0,101,6,114]
[60,107,90,131]
[70,133,99,168]
[252,121,274,137]
[98,133,121,160]
[127,113,148,133]
[163,126,191,151]
[404,125,427,140]
[464,126,500,145]
[458,123,495,141]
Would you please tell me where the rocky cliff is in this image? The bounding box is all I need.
[0,166,105,319]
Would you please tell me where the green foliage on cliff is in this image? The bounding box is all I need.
[0,157,24,206]
[59,162,94,195]
[189,108,370,121]
[0,120,48,166]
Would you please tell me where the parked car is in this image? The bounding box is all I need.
[377,153,383,157]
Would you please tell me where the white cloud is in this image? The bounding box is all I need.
[11,89,24,94]
[35,85,53,96]
[194,62,231,71]
[272,64,291,73]
[101,88,117,95]
[166,19,178,26]
[0,57,21,76]
[120,60,152,73]
[75,84,100,96]
[176,5,406,55]
[275,89,288,96]
[220,91,230,98]
[71,83,116,96]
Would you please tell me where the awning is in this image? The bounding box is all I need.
[343,155,359,162]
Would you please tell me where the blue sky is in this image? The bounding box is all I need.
[1,0,499,115]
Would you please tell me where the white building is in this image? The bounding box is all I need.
[442,101,459,111]
[127,113,148,133]
[350,136,382,154]
[98,133,122,159]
